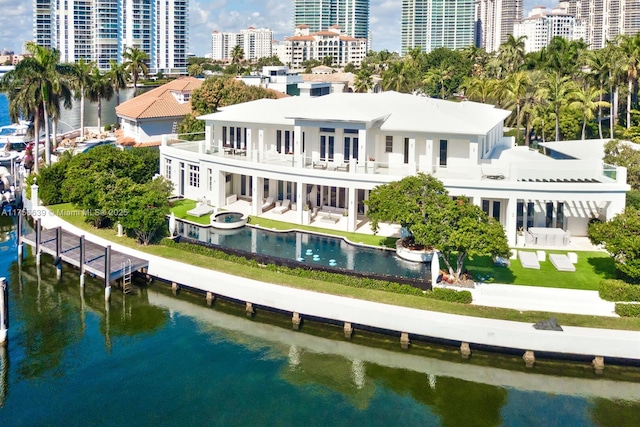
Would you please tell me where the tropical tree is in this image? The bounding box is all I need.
[187,63,204,77]
[365,173,509,281]
[502,71,531,143]
[589,207,640,282]
[569,84,610,139]
[618,34,640,129]
[497,34,527,76]
[86,68,115,130]
[461,76,496,103]
[231,45,244,65]
[423,63,456,99]
[585,49,612,138]
[105,59,129,106]
[543,71,577,141]
[123,46,150,95]
[382,61,412,93]
[70,58,96,139]
[354,68,373,93]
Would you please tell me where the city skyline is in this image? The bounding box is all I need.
[1,0,554,58]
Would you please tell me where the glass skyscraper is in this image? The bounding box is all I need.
[293,0,370,40]
[401,0,475,55]
[32,0,188,73]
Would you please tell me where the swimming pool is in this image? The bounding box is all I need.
[176,219,430,280]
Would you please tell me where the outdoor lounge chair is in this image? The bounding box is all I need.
[273,199,291,214]
[549,254,576,272]
[187,203,215,217]
[518,251,540,269]
[261,196,275,212]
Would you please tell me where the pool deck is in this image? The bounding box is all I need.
[30,205,640,363]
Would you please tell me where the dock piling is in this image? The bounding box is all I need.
[593,356,605,374]
[292,312,301,330]
[171,282,179,295]
[79,235,85,287]
[206,292,216,306]
[55,227,62,280]
[523,350,535,368]
[245,302,254,317]
[344,322,353,339]
[35,218,41,266]
[104,245,111,302]
[400,332,410,350]
[16,213,22,263]
[0,278,8,346]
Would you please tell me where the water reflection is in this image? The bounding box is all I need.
[2,219,640,426]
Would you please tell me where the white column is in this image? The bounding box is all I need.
[296,181,305,224]
[358,129,367,165]
[408,137,416,175]
[258,129,264,162]
[347,187,357,232]
[426,139,434,173]
[505,197,518,247]
[251,176,262,216]
[205,123,213,153]
[294,125,303,167]
[246,128,252,160]
[215,170,226,207]
[211,124,219,153]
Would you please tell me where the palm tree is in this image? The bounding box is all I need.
[105,59,129,106]
[461,76,496,103]
[604,41,625,138]
[585,49,610,138]
[569,84,610,139]
[618,34,640,129]
[423,63,455,99]
[231,45,244,65]
[520,71,548,146]
[543,71,577,141]
[123,46,149,95]
[498,34,527,75]
[354,68,373,93]
[382,61,411,93]
[503,71,532,144]
[70,58,96,139]
[87,68,115,130]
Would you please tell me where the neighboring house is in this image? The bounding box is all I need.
[159,91,629,246]
[115,77,202,146]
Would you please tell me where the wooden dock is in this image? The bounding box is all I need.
[20,221,148,284]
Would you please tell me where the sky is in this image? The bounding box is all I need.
[0,0,555,57]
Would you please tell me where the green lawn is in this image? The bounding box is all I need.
[47,203,640,330]
[169,199,212,225]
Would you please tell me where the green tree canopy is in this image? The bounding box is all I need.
[603,139,640,190]
[365,173,510,280]
[589,207,640,282]
[118,177,172,245]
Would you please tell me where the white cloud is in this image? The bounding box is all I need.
[0,2,31,53]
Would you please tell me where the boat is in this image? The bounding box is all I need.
[0,120,31,144]
[0,166,21,215]
[55,135,118,156]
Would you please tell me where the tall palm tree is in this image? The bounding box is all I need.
[498,34,527,76]
[502,71,531,143]
[105,59,129,106]
[231,45,244,65]
[87,68,115,130]
[585,49,610,138]
[423,63,455,99]
[520,71,548,146]
[70,59,96,139]
[618,34,640,129]
[604,41,625,138]
[461,76,496,103]
[543,71,577,141]
[382,61,411,93]
[569,84,610,140]
[123,46,149,96]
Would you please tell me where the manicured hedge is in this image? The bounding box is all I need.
[161,238,472,304]
[615,303,640,317]
[599,279,640,302]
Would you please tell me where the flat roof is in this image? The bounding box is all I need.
[199,91,511,135]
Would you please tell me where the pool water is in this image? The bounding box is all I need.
[176,219,430,279]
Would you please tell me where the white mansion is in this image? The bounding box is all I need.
[159,91,629,246]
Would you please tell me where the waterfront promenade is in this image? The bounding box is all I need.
[30,207,640,362]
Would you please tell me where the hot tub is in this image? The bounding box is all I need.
[210,211,248,229]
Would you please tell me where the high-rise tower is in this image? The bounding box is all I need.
[293,0,370,41]
[401,0,475,55]
[32,0,188,73]
[475,0,523,53]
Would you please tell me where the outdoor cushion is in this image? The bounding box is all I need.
[549,254,576,272]
[518,251,540,269]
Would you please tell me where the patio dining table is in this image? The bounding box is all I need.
[528,227,568,246]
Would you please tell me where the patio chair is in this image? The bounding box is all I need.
[273,199,291,214]
[261,196,275,212]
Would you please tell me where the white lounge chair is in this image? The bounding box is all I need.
[187,203,215,217]
[518,251,540,269]
[549,254,576,272]
[273,199,291,214]
[262,196,275,212]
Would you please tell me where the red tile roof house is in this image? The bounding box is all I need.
[115,77,203,147]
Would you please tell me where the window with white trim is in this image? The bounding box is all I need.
[385,135,393,152]
[165,159,172,180]
[189,165,200,188]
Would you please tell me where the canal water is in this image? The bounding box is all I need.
[1,219,640,426]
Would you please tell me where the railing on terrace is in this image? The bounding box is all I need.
[603,163,617,181]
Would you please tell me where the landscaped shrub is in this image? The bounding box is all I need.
[428,288,473,304]
[615,303,640,317]
[599,279,640,302]
[161,238,472,304]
